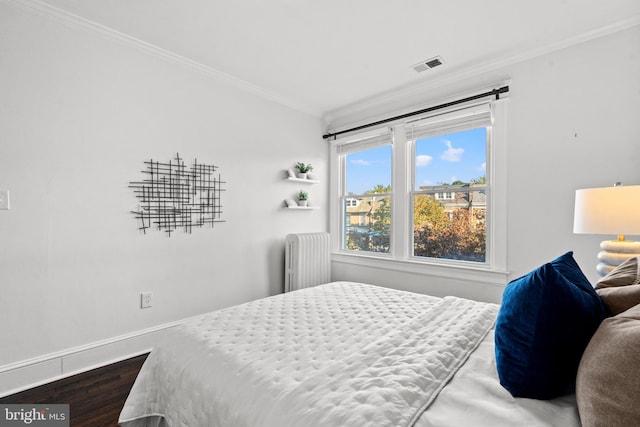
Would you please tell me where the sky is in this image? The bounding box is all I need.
[346,127,487,195]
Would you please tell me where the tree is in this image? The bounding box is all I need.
[413,187,486,262]
[414,194,448,230]
[347,180,486,261]
[365,184,391,194]
[470,175,486,184]
[437,208,485,261]
[345,184,391,253]
[369,196,390,251]
[346,230,369,251]
[413,195,448,258]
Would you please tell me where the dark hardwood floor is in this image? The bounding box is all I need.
[0,353,148,427]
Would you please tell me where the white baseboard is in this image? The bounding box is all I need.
[0,320,181,398]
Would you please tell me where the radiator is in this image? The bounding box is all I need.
[285,232,331,292]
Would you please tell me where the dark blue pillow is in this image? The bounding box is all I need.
[550,252,610,319]
[495,252,608,399]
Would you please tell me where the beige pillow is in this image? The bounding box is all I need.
[576,304,640,427]
[595,256,640,315]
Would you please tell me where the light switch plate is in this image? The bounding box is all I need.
[0,190,9,210]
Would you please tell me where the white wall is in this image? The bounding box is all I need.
[330,25,640,300]
[505,26,640,282]
[0,1,326,386]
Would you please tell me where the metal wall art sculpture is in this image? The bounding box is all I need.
[130,153,225,236]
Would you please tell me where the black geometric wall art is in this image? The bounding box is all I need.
[130,153,225,236]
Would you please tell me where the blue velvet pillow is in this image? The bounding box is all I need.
[495,252,608,399]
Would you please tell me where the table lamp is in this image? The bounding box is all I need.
[573,183,640,276]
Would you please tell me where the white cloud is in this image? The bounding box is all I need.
[440,140,464,162]
[415,155,433,167]
[479,162,486,172]
[351,159,370,166]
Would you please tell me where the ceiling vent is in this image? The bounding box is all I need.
[411,56,444,73]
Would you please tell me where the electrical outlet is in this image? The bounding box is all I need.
[141,292,153,309]
[0,190,9,210]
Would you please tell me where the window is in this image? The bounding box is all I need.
[411,127,488,262]
[339,131,392,254]
[330,98,507,276]
[407,104,491,264]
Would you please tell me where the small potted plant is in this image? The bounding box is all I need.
[295,162,313,179]
[297,190,308,207]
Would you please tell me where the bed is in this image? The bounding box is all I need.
[118,280,586,427]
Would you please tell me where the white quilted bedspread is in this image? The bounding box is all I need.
[119,282,498,427]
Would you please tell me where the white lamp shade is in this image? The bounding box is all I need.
[573,185,640,236]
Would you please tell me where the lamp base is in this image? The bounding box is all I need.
[596,240,640,276]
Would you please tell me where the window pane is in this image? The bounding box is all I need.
[346,145,392,195]
[343,144,392,253]
[344,195,391,253]
[412,126,487,263]
[413,189,487,262]
[413,190,486,262]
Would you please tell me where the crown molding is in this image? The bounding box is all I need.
[5,0,639,123]
[3,0,321,118]
[323,15,640,126]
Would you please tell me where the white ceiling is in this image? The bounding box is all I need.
[33,0,640,118]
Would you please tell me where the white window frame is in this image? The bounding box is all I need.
[407,103,492,267]
[331,127,394,256]
[329,98,509,285]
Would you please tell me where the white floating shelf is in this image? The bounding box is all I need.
[286,177,319,184]
[285,206,320,210]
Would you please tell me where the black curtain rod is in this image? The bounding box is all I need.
[322,85,509,140]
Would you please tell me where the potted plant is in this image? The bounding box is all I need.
[295,162,313,179]
[297,190,308,207]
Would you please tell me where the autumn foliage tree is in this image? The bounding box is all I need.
[366,185,391,251]
[413,193,485,262]
[346,183,486,262]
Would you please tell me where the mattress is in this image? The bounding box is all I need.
[119,282,581,427]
